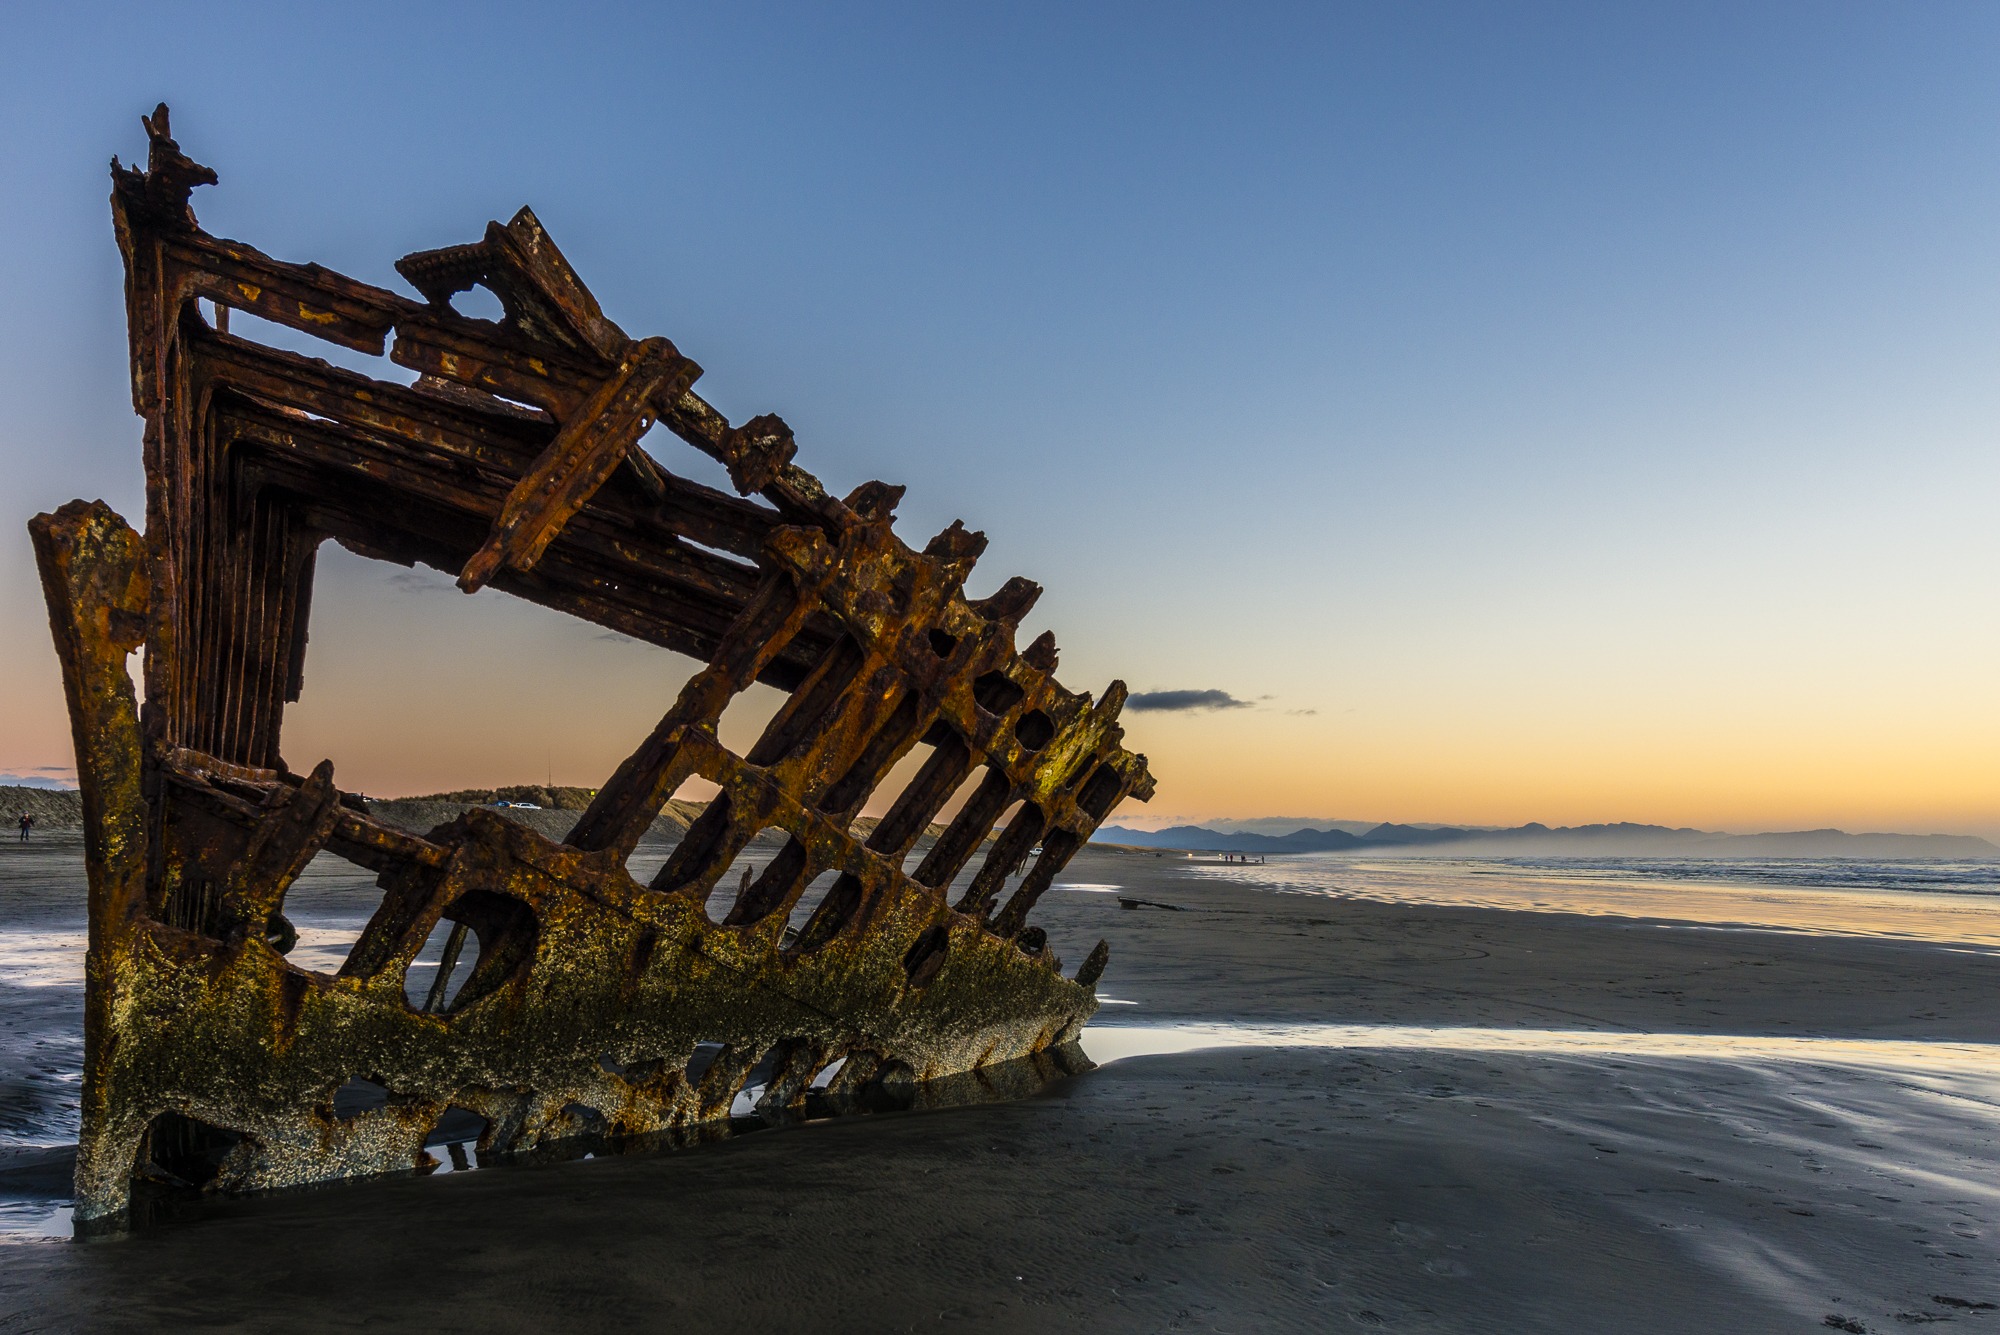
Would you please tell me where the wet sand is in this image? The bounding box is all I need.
[2,836,1998,1331]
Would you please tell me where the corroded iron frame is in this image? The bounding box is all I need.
[35,107,1152,1230]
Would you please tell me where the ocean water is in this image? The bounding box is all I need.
[1184,855,2000,948]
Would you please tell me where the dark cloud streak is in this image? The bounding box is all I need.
[1127,689,1252,713]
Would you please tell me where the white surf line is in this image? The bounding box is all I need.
[0,931,84,988]
[0,1201,72,1243]
[1080,1022,2000,1075]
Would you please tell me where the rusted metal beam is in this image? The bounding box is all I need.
[457,338,700,592]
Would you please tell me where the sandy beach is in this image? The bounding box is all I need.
[1,833,1997,1331]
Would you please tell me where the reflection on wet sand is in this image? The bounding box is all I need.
[9,1018,2000,1242]
[1083,1021,2000,1073]
[1194,855,2000,946]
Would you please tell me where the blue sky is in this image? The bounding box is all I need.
[5,3,2000,832]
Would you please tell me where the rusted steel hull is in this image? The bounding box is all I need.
[39,107,1152,1230]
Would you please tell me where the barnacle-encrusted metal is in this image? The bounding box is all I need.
[34,107,1152,1230]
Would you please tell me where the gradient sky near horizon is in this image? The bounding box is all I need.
[5,2,2000,835]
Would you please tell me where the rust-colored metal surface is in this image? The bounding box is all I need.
[36,107,1153,1230]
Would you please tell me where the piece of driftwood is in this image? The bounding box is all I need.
[34,106,1153,1231]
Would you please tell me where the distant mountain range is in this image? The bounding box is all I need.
[1093,820,1998,858]
[9,780,1991,859]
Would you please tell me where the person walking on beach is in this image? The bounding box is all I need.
[17,812,32,843]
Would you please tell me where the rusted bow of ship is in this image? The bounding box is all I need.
[31,106,1153,1232]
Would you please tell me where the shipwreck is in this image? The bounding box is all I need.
[33,106,1152,1230]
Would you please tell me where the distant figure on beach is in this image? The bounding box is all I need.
[17,813,32,843]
